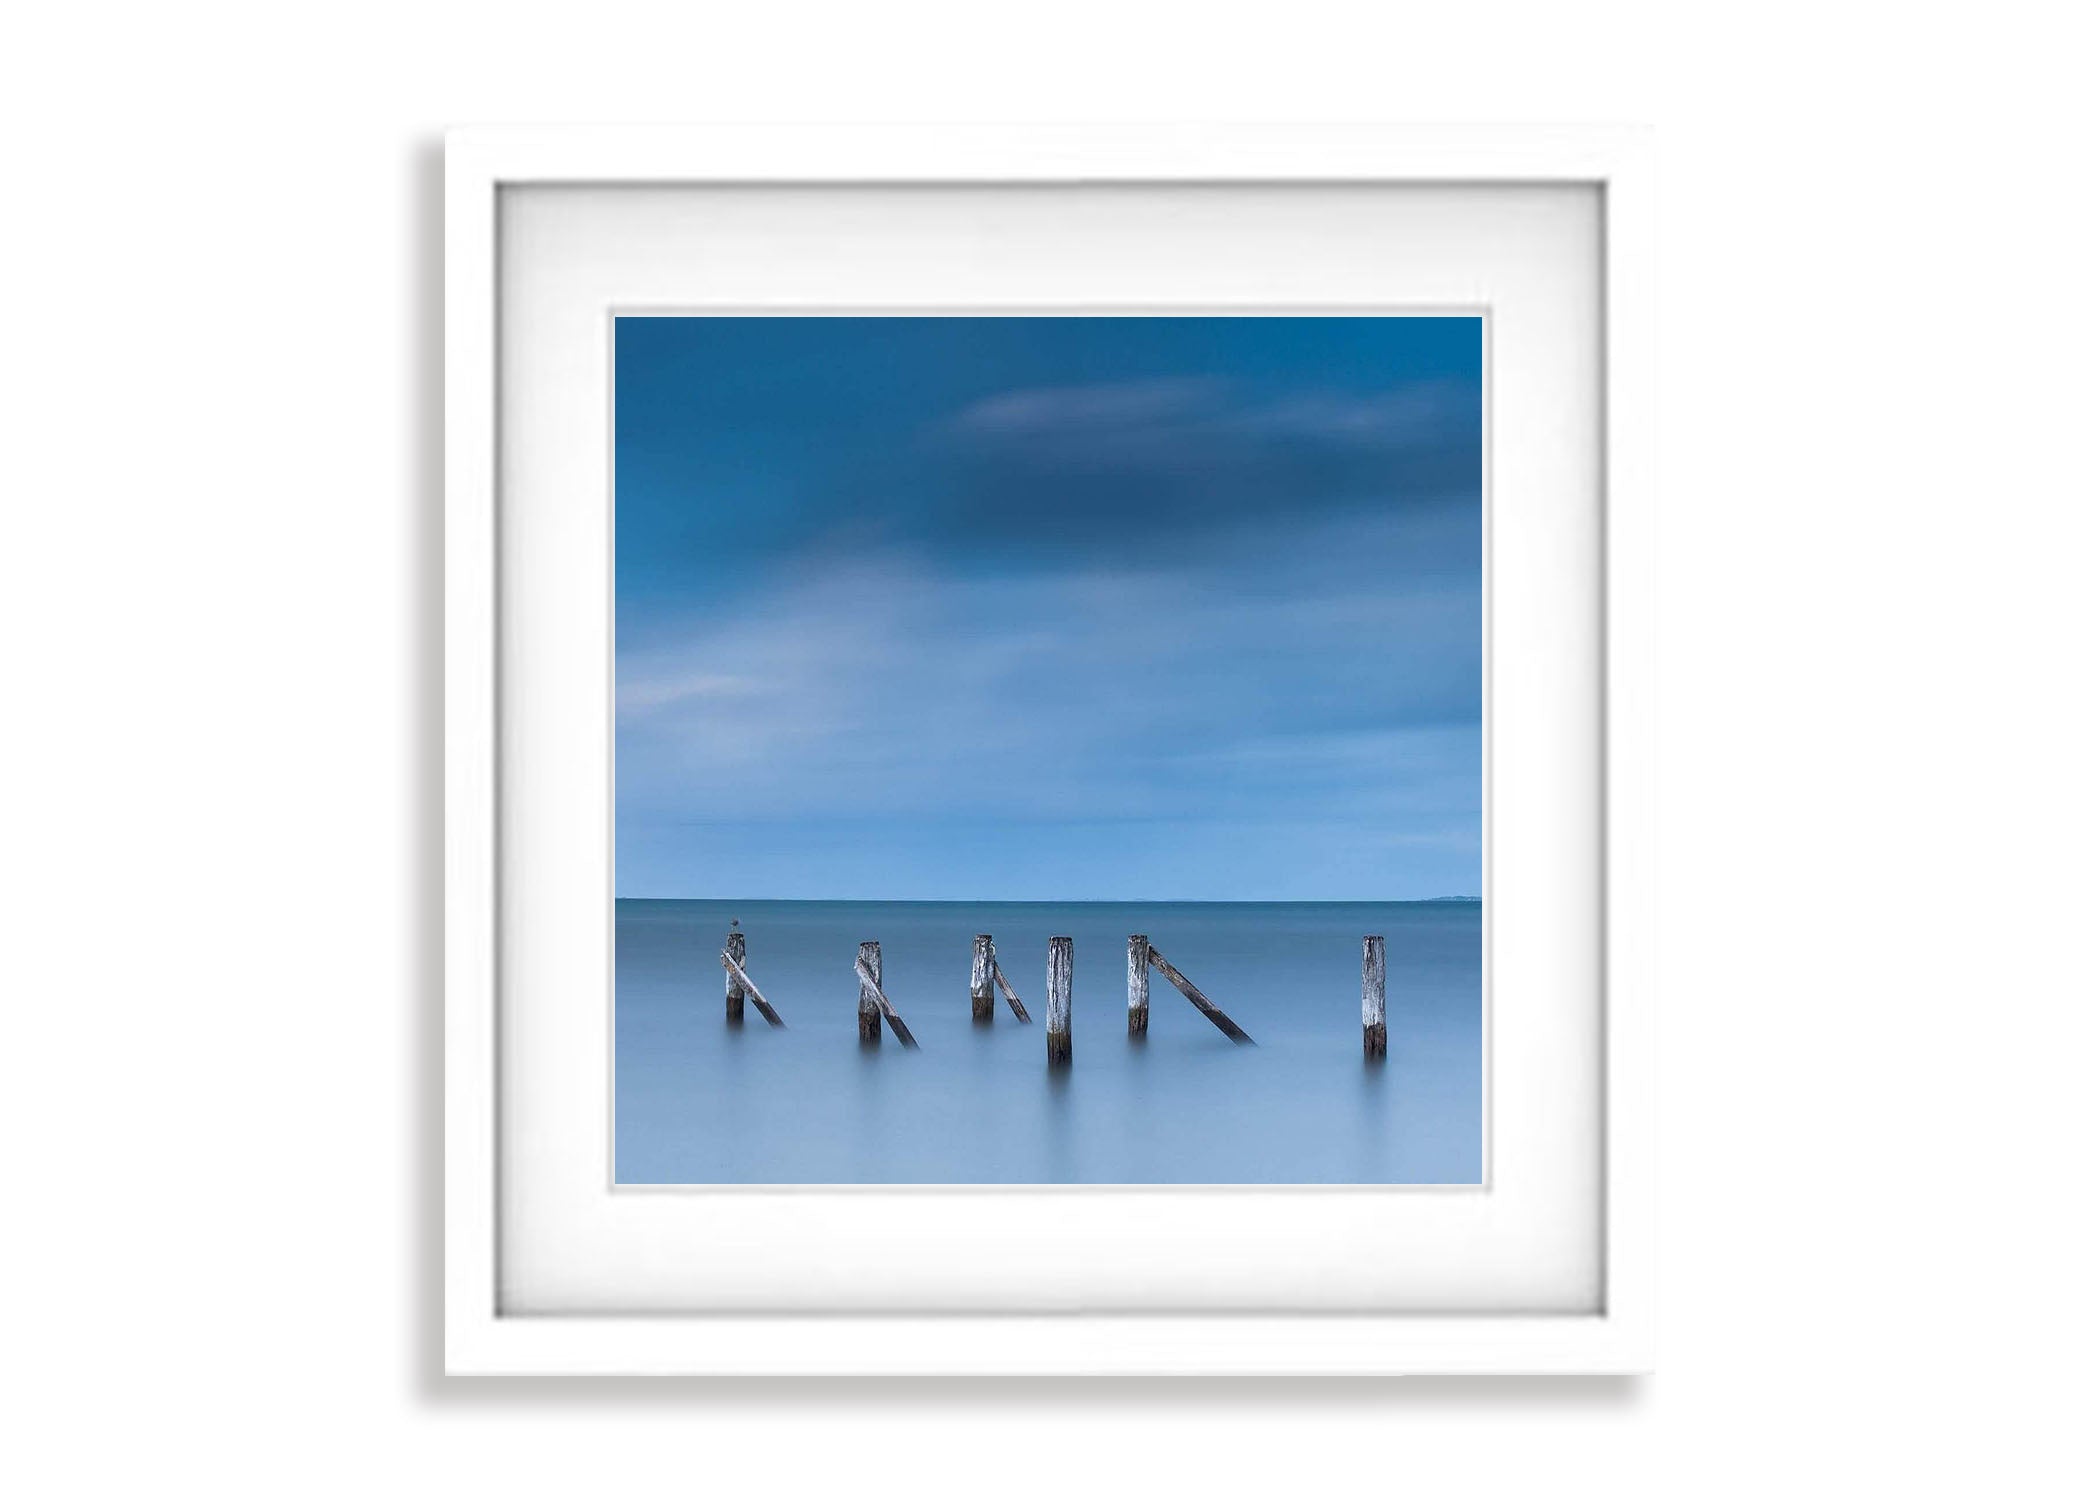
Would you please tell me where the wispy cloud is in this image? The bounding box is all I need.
[616,672,761,713]
[949,375,1474,452]
[618,517,1478,830]
[1244,385,1473,447]
[951,377,1222,435]
[929,376,1481,556]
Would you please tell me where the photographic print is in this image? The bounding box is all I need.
[614,315,1482,1184]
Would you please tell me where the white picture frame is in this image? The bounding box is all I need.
[446,125,1653,1376]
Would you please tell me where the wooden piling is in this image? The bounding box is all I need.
[1046,936,1073,1065]
[1127,934,1149,1036]
[990,951,1031,1023]
[970,934,995,1022]
[724,927,747,1023]
[853,951,920,1048]
[718,947,786,1028]
[1362,935,1387,1058]
[1146,945,1254,1045]
[857,940,883,1044]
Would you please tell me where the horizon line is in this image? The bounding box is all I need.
[614,895,1483,905]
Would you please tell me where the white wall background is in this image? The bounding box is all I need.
[3,2,2095,1493]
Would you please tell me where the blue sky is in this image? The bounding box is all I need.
[615,316,1481,901]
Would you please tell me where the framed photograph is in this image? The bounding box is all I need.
[446,125,1652,1375]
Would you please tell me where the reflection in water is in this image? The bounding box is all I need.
[1357,1050,1392,1166]
[1041,1062,1075,1180]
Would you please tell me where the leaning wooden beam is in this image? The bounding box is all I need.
[1361,935,1387,1059]
[854,954,920,1048]
[1146,946,1254,1045]
[1045,936,1073,1065]
[989,955,1031,1022]
[718,949,786,1028]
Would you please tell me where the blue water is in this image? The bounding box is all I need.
[615,899,1481,1184]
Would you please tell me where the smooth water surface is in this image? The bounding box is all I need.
[616,899,1481,1184]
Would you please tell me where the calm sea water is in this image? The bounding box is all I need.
[615,899,1481,1184]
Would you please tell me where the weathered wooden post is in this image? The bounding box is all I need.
[719,945,786,1027]
[1362,935,1387,1059]
[1046,936,1073,1065]
[724,924,747,1023]
[853,946,920,1047]
[1127,933,1149,1036]
[970,934,995,1023]
[857,940,883,1045]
